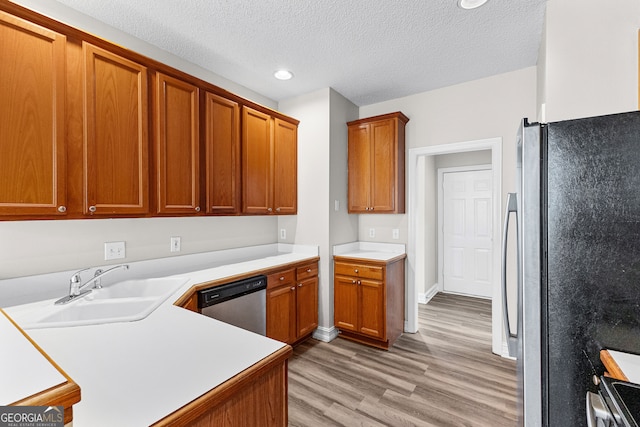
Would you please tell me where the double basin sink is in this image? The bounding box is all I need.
[19,277,189,329]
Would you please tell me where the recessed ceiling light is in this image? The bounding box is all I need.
[457,0,488,9]
[274,69,294,80]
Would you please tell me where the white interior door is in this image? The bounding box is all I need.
[442,169,493,298]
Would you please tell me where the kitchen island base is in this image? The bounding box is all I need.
[154,345,292,426]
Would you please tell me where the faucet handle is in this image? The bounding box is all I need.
[69,267,90,296]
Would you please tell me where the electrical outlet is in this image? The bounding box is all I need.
[170,236,181,252]
[392,229,400,239]
[104,241,125,260]
[369,228,375,238]
[280,229,286,240]
[334,200,340,211]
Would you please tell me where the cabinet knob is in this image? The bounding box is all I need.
[298,283,302,287]
[354,269,359,273]
[195,206,200,212]
[88,205,97,213]
[306,268,311,273]
[279,276,285,281]
[57,205,67,213]
[276,207,281,212]
[290,287,295,291]
[358,280,362,285]
[352,280,356,284]
[268,207,273,212]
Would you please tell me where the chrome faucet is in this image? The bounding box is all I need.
[55,264,129,305]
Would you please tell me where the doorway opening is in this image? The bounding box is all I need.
[439,165,493,298]
[406,137,504,355]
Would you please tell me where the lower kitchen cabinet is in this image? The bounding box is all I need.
[266,262,318,345]
[333,256,405,350]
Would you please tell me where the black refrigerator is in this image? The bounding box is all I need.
[502,111,640,426]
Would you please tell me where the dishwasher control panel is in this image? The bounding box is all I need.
[198,275,267,308]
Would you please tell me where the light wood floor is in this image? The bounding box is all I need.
[288,292,518,426]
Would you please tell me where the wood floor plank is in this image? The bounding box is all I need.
[288,293,518,426]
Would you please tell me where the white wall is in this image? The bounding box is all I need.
[278,88,359,337]
[541,0,639,121]
[1,0,281,281]
[359,67,537,243]
[278,89,333,331]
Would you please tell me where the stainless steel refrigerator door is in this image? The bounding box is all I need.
[519,120,542,427]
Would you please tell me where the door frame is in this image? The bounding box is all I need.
[437,165,493,298]
[407,137,503,355]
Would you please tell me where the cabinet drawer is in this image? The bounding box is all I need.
[267,269,295,289]
[334,262,383,280]
[296,262,318,281]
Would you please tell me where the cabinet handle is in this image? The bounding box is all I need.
[195,206,200,212]
[88,205,97,213]
[57,206,66,213]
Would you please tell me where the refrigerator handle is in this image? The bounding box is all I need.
[501,192,519,357]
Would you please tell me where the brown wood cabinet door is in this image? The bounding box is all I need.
[334,276,359,332]
[273,119,297,214]
[296,276,318,338]
[347,124,371,212]
[83,42,149,215]
[242,106,272,214]
[0,11,66,216]
[267,285,296,343]
[205,93,240,214]
[155,73,200,214]
[370,119,396,213]
[359,278,385,339]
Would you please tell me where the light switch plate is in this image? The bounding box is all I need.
[392,229,400,239]
[104,241,126,260]
[170,236,181,252]
[369,228,375,238]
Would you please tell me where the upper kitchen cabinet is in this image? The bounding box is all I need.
[242,106,298,215]
[205,93,241,214]
[0,11,67,217]
[347,112,409,214]
[273,118,297,214]
[153,72,200,215]
[82,42,149,216]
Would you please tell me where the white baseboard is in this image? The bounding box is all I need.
[418,283,439,305]
[312,326,339,342]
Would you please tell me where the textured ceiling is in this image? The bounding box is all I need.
[51,0,547,106]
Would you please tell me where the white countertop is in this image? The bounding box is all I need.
[333,241,406,261]
[4,244,318,426]
[0,311,67,405]
[608,350,640,383]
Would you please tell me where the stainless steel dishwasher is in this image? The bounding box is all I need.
[197,275,267,335]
